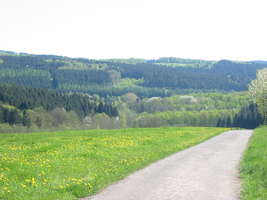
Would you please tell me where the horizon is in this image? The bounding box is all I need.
[1,49,266,62]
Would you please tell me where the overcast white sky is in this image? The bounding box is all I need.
[1,0,266,60]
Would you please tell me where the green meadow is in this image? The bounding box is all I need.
[0,127,227,200]
[240,126,267,200]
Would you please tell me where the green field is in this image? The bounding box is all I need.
[0,127,228,200]
[240,126,267,199]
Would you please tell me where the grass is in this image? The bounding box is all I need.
[240,126,267,200]
[0,127,228,200]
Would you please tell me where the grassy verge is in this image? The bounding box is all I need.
[0,127,228,200]
[240,126,267,199]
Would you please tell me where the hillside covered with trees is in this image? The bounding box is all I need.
[1,50,267,98]
[0,84,118,132]
[0,50,266,132]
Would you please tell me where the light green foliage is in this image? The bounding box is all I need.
[46,59,108,71]
[89,113,120,129]
[1,104,17,110]
[107,70,121,84]
[121,93,138,104]
[240,126,267,199]
[155,63,208,68]
[134,109,236,127]
[59,62,108,71]
[0,106,84,133]
[0,127,227,200]
[0,59,3,64]
[132,92,249,113]
[115,78,144,88]
[118,103,137,128]
[58,82,168,98]
[28,107,86,131]
[153,57,215,68]
[120,92,249,128]
[101,58,146,64]
[59,78,143,91]
[249,68,267,122]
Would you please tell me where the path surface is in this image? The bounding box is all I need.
[82,130,252,200]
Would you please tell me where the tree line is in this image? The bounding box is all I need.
[0,84,118,124]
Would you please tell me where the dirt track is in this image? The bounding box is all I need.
[82,130,252,200]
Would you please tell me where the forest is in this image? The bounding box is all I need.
[0,84,118,132]
[0,50,266,132]
[0,50,267,97]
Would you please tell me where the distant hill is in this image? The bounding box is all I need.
[0,50,266,97]
[251,60,267,64]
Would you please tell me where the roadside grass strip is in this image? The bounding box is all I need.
[0,127,227,200]
[240,126,267,200]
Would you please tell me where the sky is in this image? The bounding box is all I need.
[1,0,267,61]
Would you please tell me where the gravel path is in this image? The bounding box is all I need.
[82,130,252,200]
